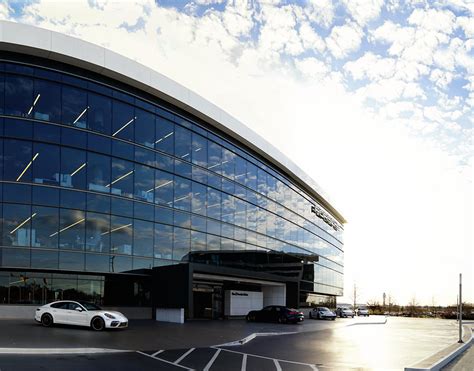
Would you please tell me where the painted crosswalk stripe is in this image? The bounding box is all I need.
[136,351,193,370]
[241,353,247,371]
[151,350,164,357]
[273,359,282,371]
[175,348,195,364]
[203,348,221,371]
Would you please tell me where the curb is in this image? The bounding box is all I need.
[217,316,388,347]
[215,331,298,347]
[404,325,473,371]
[0,347,130,355]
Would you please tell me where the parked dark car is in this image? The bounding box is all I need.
[246,305,304,324]
[309,307,336,320]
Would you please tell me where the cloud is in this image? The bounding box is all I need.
[344,52,396,81]
[326,21,364,59]
[304,0,335,28]
[342,0,384,26]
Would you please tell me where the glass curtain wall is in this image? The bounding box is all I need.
[0,60,344,298]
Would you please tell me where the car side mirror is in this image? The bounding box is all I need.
[75,307,83,312]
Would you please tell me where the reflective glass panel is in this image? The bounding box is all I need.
[31,206,59,249]
[88,93,111,135]
[154,223,172,259]
[133,220,153,257]
[110,158,134,198]
[2,204,32,247]
[85,212,110,253]
[110,216,132,255]
[58,209,85,251]
[33,79,61,122]
[112,100,134,141]
[62,85,88,128]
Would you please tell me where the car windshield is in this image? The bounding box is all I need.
[79,302,102,311]
[320,307,330,312]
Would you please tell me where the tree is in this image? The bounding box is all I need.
[407,296,419,316]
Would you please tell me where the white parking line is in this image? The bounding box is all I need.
[175,348,195,364]
[203,348,221,371]
[152,349,164,357]
[241,353,247,371]
[136,351,194,370]
[273,359,282,371]
[214,347,319,370]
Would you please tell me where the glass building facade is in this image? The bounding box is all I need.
[0,52,344,310]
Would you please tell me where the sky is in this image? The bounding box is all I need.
[1,0,472,306]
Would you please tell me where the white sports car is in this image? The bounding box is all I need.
[35,300,128,331]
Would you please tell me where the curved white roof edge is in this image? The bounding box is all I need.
[0,20,345,224]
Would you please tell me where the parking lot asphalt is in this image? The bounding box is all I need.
[0,317,461,370]
[0,316,377,351]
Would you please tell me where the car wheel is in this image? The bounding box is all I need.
[91,316,105,331]
[41,313,53,327]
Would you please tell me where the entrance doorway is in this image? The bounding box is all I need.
[192,283,223,319]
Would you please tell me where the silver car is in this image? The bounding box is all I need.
[309,307,336,320]
[336,307,355,318]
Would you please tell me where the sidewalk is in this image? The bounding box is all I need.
[0,316,384,352]
[442,344,474,371]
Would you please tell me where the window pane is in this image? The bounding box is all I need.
[85,254,110,272]
[62,85,87,128]
[173,227,190,261]
[31,206,59,249]
[2,248,30,268]
[134,164,154,202]
[85,212,110,253]
[191,230,206,252]
[2,204,32,247]
[154,223,172,259]
[175,125,191,161]
[59,251,84,271]
[31,249,58,269]
[174,177,191,211]
[207,188,221,220]
[208,141,222,174]
[33,79,61,122]
[192,182,207,216]
[112,100,134,141]
[246,162,257,190]
[86,193,111,214]
[110,216,132,255]
[154,170,173,207]
[58,209,85,250]
[110,158,134,198]
[192,132,207,168]
[4,75,33,117]
[60,147,87,189]
[133,220,153,257]
[221,149,235,180]
[3,139,32,182]
[135,108,155,148]
[88,93,111,135]
[33,143,60,186]
[155,117,174,155]
[235,156,246,184]
[87,152,110,193]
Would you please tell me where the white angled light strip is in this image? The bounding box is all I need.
[16,153,39,181]
[106,170,134,187]
[101,223,132,236]
[70,163,87,177]
[146,180,173,193]
[174,194,190,203]
[112,117,136,137]
[27,94,41,116]
[10,213,37,234]
[73,106,89,124]
[49,218,85,237]
[154,131,173,144]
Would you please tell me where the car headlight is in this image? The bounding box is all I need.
[104,313,116,319]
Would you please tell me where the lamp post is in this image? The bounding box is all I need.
[458,273,463,343]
